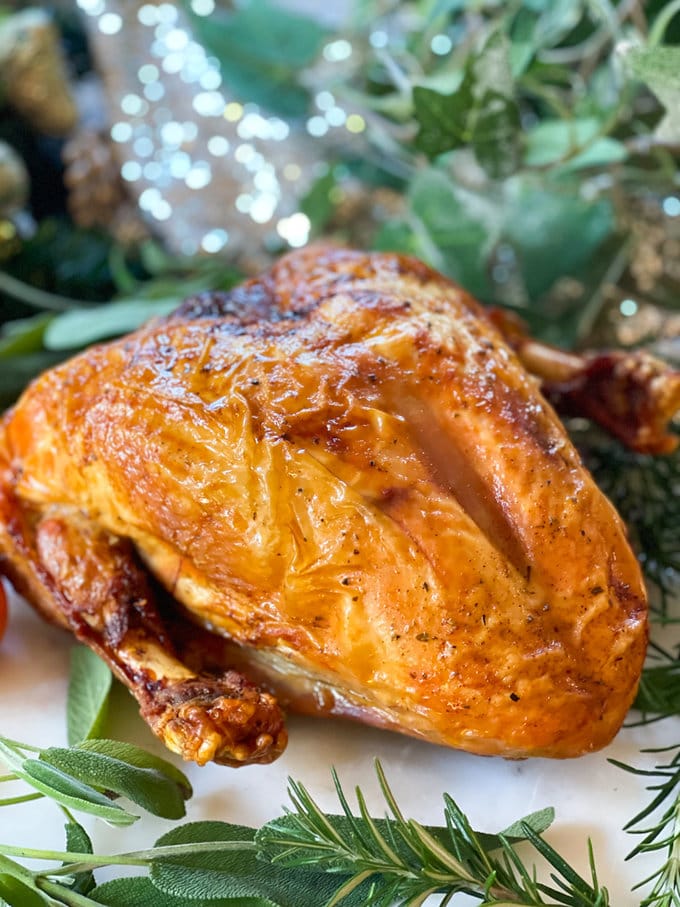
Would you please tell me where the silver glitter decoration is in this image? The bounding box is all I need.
[78,0,362,260]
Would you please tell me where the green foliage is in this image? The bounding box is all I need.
[0,755,602,907]
[523,118,627,171]
[0,731,191,827]
[1,2,680,904]
[610,742,680,907]
[67,646,112,745]
[380,165,614,308]
[41,741,191,821]
[577,430,680,616]
[185,0,327,117]
[299,166,340,236]
[414,32,521,178]
[627,45,680,143]
[63,821,96,896]
[44,297,180,350]
[0,242,241,406]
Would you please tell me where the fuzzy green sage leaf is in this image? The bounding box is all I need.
[40,740,191,821]
[21,758,136,826]
[0,873,46,907]
[92,875,276,907]
[67,646,112,745]
[149,821,368,906]
[63,821,96,896]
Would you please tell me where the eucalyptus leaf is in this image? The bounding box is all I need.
[193,0,326,69]
[372,219,422,257]
[44,298,180,351]
[524,117,627,170]
[40,742,190,820]
[299,167,338,235]
[67,646,112,745]
[533,0,584,47]
[426,0,465,25]
[509,8,536,76]
[187,0,326,117]
[502,174,614,298]
[408,166,496,298]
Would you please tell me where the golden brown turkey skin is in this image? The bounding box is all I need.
[0,247,648,761]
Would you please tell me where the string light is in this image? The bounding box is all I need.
[81,0,365,252]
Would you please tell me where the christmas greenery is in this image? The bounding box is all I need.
[1,1,680,905]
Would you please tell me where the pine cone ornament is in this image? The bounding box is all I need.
[0,8,77,136]
[62,129,149,245]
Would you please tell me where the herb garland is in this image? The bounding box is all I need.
[2,1,680,905]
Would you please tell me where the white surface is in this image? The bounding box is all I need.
[0,589,675,904]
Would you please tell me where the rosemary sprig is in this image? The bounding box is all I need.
[254,762,607,907]
[631,643,680,725]
[574,427,680,618]
[611,743,680,907]
[0,751,609,907]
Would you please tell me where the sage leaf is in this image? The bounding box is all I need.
[19,758,136,826]
[92,876,275,906]
[149,822,366,905]
[40,741,190,820]
[77,740,191,799]
[499,806,555,840]
[149,822,258,897]
[257,808,554,871]
[64,821,95,895]
[67,646,112,745]
[0,873,47,907]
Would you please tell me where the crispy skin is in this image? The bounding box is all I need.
[0,247,649,761]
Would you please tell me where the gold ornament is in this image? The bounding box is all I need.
[0,8,78,136]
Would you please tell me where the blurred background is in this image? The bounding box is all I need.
[1,0,680,409]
